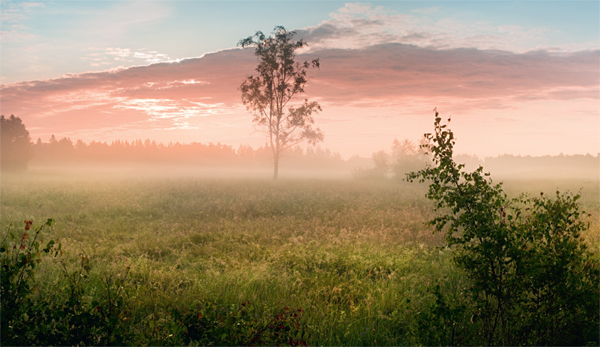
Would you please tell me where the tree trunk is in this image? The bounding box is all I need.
[273,154,279,180]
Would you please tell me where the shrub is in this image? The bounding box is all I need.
[407,110,599,345]
[1,219,58,343]
[1,219,133,346]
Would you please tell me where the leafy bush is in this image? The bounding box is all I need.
[407,110,599,345]
[1,219,58,343]
[1,219,134,345]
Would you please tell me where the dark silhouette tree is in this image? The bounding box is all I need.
[1,115,33,172]
[239,26,323,179]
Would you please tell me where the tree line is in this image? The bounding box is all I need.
[0,114,363,173]
[0,116,363,172]
[30,135,349,169]
[3,113,597,179]
[353,136,599,180]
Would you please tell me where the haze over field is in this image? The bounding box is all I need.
[2,3,599,345]
[1,1,598,159]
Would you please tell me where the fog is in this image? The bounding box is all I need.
[14,163,354,181]
[9,153,598,184]
[2,132,597,182]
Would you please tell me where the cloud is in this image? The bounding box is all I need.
[0,1,44,22]
[2,41,597,144]
[494,117,519,123]
[308,45,598,106]
[82,47,175,67]
[1,8,598,156]
[0,1,44,43]
[296,2,597,53]
[1,48,257,139]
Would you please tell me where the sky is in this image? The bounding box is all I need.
[1,0,599,158]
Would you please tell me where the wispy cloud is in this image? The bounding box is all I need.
[0,1,44,42]
[82,47,174,67]
[0,1,44,22]
[1,48,256,139]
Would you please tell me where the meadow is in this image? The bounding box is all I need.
[2,166,598,345]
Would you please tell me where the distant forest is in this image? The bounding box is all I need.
[31,135,364,170]
[31,135,599,179]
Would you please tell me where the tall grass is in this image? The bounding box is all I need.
[2,168,598,345]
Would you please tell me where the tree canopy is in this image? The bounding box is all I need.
[1,115,33,172]
[239,26,323,179]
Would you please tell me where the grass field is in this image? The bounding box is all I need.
[2,166,598,345]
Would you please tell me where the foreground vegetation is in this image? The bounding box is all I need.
[408,114,598,345]
[2,164,598,345]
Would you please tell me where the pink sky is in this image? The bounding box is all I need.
[1,2,598,158]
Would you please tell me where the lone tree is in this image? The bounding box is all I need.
[1,115,34,172]
[239,26,323,179]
